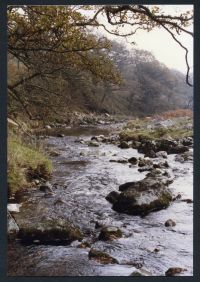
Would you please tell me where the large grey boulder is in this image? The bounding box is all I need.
[109,177,173,216]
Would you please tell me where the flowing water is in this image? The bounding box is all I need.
[8,125,193,276]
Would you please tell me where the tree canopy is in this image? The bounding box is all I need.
[74,5,193,86]
[7,5,193,121]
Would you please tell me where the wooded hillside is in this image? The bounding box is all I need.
[8,6,193,122]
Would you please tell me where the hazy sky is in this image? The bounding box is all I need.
[85,5,193,74]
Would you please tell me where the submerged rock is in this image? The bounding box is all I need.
[98,226,122,241]
[181,199,193,204]
[153,161,169,169]
[175,155,185,163]
[165,267,187,276]
[88,141,99,147]
[182,137,193,146]
[91,135,105,142]
[7,211,19,239]
[165,219,176,227]
[138,158,153,167]
[138,166,153,172]
[175,151,193,163]
[88,249,119,264]
[167,145,189,154]
[48,150,60,157]
[56,133,65,137]
[119,141,130,149]
[110,177,173,216]
[130,268,152,276]
[109,158,128,164]
[77,241,91,248]
[18,217,83,244]
[128,157,138,165]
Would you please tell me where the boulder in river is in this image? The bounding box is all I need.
[146,169,162,178]
[144,150,157,158]
[167,145,189,154]
[105,191,120,204]
[98,226,122,241]
[18,217,83,244]
[128,157,138,165]
[138,158,153,167]
[88,249,119,264]
[181,137,193,146]
[91,135,105,142]
[138,139,189,155]
[138,166,153,172]
[153,161,169,169]
[132,141,141,149]
[156,151,168,159]
[119,141,130,149]
[110,176,173,216]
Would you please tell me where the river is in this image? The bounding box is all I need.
[8,124,193,276]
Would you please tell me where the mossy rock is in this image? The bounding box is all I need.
[98,226,122,241]
[112,177,173,216]
[77,241,91,248]
[18,217,83,244]
[88,249,119,264]
[105,191,120,204]
[165,267,187,276]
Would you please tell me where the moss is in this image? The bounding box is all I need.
[8,135,52,196]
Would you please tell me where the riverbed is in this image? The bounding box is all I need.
[8,124,193,276]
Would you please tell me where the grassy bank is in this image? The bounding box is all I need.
[8,130,52,197]
[120,110,193,142]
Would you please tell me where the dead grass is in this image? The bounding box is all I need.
[153,109,193,119]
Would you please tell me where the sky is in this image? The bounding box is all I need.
[84,5,193,74]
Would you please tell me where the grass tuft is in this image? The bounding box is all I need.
[8,133,52,196]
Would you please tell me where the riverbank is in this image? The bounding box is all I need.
[7,111,193,276]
